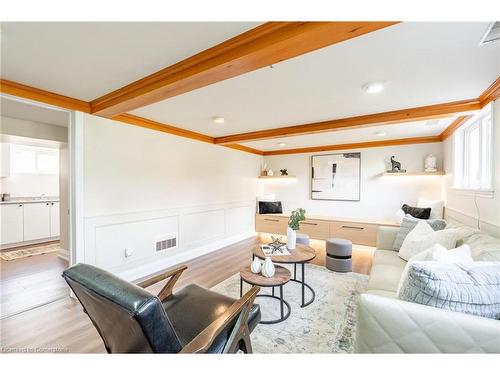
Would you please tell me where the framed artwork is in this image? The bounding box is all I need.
[311,152,361,201]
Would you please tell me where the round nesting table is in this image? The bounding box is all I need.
[253,244,316,308]
[240,265,291,324]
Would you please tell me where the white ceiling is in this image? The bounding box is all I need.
[0,22,260,100]
[131,22,499,137]
[242,117,455,151]
[1,97,69,126]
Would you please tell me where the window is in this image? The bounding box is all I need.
[10,145,59,175]
[453,104,493,191]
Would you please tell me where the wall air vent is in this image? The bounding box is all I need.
[155,233,177,252]
[480,22,500,45]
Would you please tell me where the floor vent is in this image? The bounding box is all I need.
[155,234,177,252]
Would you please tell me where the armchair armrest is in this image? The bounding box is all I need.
[356,293,500,353]
[136,264,187,302]
[180,285,260,354]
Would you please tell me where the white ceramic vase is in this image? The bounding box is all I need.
[250,258,261,274]
[261,257,275,278]
[287,226,297,250]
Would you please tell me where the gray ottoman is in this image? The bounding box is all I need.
[296,233,310,246]
[325,238,352,272]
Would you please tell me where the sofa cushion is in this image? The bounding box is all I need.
[367,264,405,294]
[446,224,500,261]
[417,198,444,219]
[402,204,431,219]
[393,215,447,251]
[398,221,457,261]
[398,262,500,319]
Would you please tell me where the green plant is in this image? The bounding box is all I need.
[288,208,306,231]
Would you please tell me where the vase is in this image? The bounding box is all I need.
[261,257,275,278]
[250,258,261,274]
[287,226,297,250]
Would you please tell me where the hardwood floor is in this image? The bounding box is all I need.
[0,235,373,353]
[1,245,69,319]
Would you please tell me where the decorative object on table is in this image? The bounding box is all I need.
[287,208,306,250]
[269,235,286,250]
[280,169,288,176]
[424,154,437,172]
[267,169,274,177]
[250,257,262,274]
[261,257,276,277]
[311,152,361,201]
[326,238,353,273]
[387,156,406,173]
[260,244,290,256]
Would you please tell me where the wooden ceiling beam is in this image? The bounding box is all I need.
[222,144,264,155]
[215,99,481,144]
[89,22,399,117]
[262,136,442,156]
[439,115,473,141]
[112,113,215,144]
[479,76,500,107]
[0,79,91,113]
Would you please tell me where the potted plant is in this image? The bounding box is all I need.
[287,208,306,249]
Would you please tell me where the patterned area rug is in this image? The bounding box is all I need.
[211,263,368,353]
[0,243,60,261]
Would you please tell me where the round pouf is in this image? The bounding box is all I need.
[296,233,310,246]
[325,238,352,272]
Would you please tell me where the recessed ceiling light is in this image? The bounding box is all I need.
[278,142,287,147]
[363,81,385,94]
[374,131,386,137]
[213,116,225,124]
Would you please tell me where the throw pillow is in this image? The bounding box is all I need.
[417,198,444,219]
[392,215,447,251]
[402,204,431,219]
[398,221,457,261]
[398,261,500,319]
[396,243,473,294]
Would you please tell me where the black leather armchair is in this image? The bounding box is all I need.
[62,263,261,353]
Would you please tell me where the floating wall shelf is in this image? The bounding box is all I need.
[382,171,445,176]
[258,175,296,179]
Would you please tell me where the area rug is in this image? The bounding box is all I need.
[0,243,60,261]
[211,263,368,353]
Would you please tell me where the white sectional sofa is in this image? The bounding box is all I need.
[355,226,500,353]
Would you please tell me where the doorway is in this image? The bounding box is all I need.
[0,96,71,318]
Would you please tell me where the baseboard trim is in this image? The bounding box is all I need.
[0,237,60,251]
[116,231,256,282]
[58,248,70,261]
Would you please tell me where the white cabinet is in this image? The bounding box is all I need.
[23,203,51,241]
[50,202,60,237]
[1,204,24,245]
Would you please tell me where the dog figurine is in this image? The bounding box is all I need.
[390,156,402,172]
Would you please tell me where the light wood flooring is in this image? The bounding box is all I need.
[0,235,373,353]
[1,244,69,319]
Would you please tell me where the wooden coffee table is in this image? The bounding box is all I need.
[253,243,316,307]
[240,265,291,324]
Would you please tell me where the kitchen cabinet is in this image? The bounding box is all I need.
[1,204,24,245]
[23,202,51,241]
[50,202,60,237]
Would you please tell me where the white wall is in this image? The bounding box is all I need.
[81,114,263,279]
[0,116,67,143]
[263,143,444,221]
[59,143,69,256]
[443,99,500,236]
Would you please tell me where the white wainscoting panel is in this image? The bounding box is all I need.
[84,200,255,279]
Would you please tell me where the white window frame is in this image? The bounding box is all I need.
[10,144,59,175]
[452,104,493,195]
